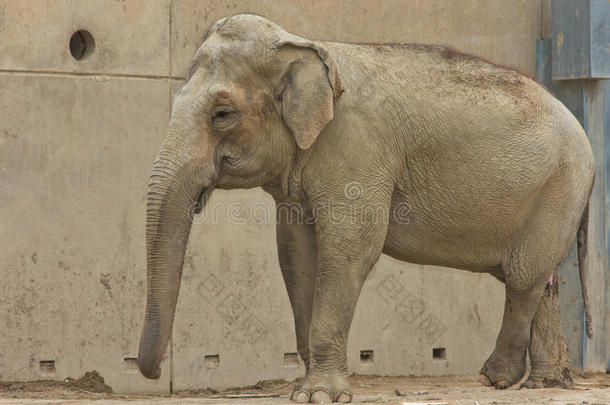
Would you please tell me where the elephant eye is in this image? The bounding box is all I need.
[211,106,239,130]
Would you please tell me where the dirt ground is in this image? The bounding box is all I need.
[0,373,608,405]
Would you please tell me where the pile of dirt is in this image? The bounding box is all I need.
[64,370,113,393]
[0,370,113,398]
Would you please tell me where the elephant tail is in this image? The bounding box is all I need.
[576,200,593,339]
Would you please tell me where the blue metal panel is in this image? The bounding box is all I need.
[604,80,610,372]
[581,80,608,373]
[538,40,586,120]
[552,0,610,80]
[552,0,591,79]
[590,1,610,79]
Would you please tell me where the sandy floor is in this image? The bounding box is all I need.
[0,374,608,405]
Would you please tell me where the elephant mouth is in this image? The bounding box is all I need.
[192,187,211,215]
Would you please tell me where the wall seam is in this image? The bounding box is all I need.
[540,0,543,39]
[0,69,185,81]
[168,0,175,396]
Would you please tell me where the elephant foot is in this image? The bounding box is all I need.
[289,373,352,403]
[480,349,526,390]
[520,367,573,389]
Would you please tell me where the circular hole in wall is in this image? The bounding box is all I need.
[69,30,95,61]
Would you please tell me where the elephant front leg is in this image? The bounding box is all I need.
[292,213,387,403]
[292,272,358,404]
[521,270,573,389]
[276,218,317,395]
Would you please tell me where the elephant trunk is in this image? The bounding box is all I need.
[138,120,213,379]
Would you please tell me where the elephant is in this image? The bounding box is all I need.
[137,14,595,403]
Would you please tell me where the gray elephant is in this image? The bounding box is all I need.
[137,14,594,403]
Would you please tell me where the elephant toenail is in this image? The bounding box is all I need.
[337,392,352,403]
[294,392,309,403]
[479,374,492,387]
[495,380,511,389]
[311,390,333,403]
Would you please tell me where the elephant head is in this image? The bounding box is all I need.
[137,14,343,379]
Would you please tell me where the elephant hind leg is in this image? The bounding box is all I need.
[521,267,573,389]
[481,209,580,387]
[480,165,587,390]
[479,278,545,389]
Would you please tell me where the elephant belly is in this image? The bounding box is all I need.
[380,126,563,272]
[381,194,516,272]
[382,220,505,272]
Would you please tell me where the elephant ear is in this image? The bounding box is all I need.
[277,34,344,150]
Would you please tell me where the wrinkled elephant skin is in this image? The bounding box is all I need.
[137,14,595,402]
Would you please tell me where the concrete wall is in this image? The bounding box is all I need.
[1,0,550,394]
